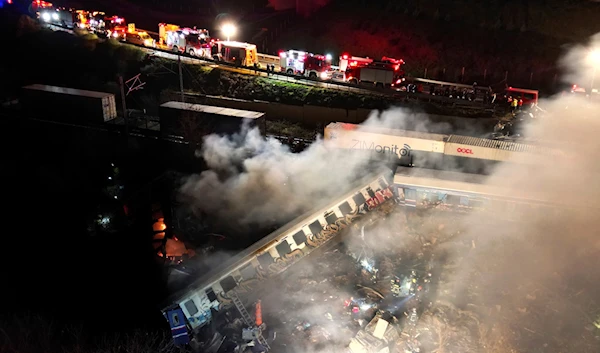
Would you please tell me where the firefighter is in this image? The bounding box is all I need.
[511,96,518,112]
[518,98,523,110]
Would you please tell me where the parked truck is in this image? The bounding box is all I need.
[211,41,259,67]
[20,84,118,124]
[159,101,266,139]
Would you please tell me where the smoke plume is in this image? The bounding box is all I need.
[179,33,600,352]
[179,109,460,231]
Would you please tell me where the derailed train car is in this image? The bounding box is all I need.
[162,168,396,345]
[324,122,555,174]
[391,166,592,217]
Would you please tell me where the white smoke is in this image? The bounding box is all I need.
[178,33,600,352]
[179,109,458,230]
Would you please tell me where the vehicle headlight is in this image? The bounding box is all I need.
[320,71,328,79]
[52,13,59,20]
[42,13,51,22]
[113,32,118,37]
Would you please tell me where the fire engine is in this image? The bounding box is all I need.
[104,16,127,40]
[279,50,332,79]
[343,56,405,88]
[211,41,259,67]
[158,23,179,46]
[32,0,53,12]
[164,26,211,58]
[73,10,106,34]
[338,54,373,72]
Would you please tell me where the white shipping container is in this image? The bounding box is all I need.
[443,135,545,162]
[324,122,446,158]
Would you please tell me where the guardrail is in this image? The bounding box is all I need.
[43,23,494,110]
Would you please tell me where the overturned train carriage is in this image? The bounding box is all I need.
[162,168,396,344]
[324,122,555,174]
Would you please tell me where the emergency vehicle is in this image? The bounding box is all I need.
[104,16,127,40]
[345,60,405,88]
[339,54,373,72]
[278,50,332,79]
[158,23,179,46]
[87,11,106,34]
[211,41,259,67]
[32,0,53,12]
[569,84,599,101]
[505,86,539,105]
[125,30,156,47]
[73,10,106,34]
[165,26,211,58]
[39,7,77,28]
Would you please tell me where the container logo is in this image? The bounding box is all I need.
[399,144,411,156]
[457,147,473,154]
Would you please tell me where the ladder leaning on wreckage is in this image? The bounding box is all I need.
[162,167,398,349]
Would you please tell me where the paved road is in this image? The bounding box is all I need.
[45,23,495,112]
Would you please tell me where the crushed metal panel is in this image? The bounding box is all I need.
[372,318,389,339]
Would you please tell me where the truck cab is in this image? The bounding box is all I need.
[105,16,127,40]
[279,49,332,79]
[166,28,211,57]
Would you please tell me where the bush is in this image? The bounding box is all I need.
[165,62,389,110]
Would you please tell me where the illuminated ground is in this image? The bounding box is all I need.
[216,202,600,353]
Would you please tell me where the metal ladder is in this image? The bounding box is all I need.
[230,292,270,350]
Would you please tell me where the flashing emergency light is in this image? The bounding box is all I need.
[279,51,286,58]
[325,53,332,61]
[342,54,349,60]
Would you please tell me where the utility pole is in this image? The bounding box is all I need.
[118,75,128,134]
[178,53,184,102]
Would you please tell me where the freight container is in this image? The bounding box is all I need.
[159,101,266,139]
[20,84,118,123]
[324,122,444,167]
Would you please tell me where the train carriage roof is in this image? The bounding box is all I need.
[163,167,393,307]
[393,166,595,209]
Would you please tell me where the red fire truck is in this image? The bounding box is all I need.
[338,54,373,72]
[279,49,332,79]
[345,59,405,88]
[104,16,127,40]
[164,26,212,58]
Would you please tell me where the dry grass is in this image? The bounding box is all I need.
[0,315,178,353]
